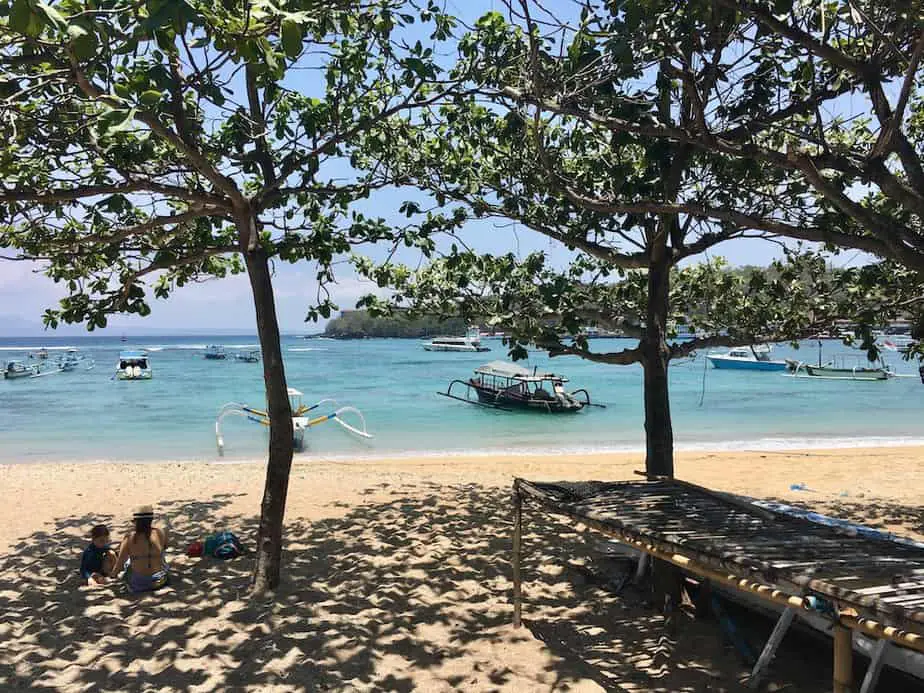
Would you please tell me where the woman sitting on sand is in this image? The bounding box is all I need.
[111,505,170,593]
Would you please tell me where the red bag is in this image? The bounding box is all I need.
[186,540,203,557]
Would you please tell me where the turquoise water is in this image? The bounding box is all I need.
[1,335,922,463]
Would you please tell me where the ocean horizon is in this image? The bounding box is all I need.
[2,334,922,464]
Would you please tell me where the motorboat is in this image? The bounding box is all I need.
[439,360,604,412]
[705,345,789,371]
[3,360,38,380]
[57,348,94,372]
[116,350,152,380]
[233,349,260,363]
[204,345,227,360]
[215,387,372,455]
[422,327,490,353]
[788,354,892,381]
[30,347,49,360]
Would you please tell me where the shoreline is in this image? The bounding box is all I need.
[6,435,924,467]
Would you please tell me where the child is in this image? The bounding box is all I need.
[80,525,116,585]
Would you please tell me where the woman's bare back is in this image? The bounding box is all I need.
[124,527,167,576]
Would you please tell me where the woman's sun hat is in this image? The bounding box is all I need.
[133,505,155,520]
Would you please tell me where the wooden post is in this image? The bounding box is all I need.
[512,487,523,628]
[748,605,796,689]
[859,639,888,693]
[833,624,854,693]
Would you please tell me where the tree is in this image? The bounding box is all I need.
[0,0,456,592]
[483,0,924,270]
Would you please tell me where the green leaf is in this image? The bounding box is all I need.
[98,107,136,135]
[281,19,303,59]
[35,2,67,30]
[10,0,40,37]
[67,24,98,60]
[139,89,163,106]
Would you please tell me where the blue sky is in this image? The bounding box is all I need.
[0,1,859,335]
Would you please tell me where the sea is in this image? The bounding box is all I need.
[1,335,922,464]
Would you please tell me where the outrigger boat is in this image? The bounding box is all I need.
[215,387,372,455]
[787,354,892,381]
[116,350,152,380]
[440,361,603,412]
[204,345,227,360]
[233,349,260,363]
[3,360,38,380]
[57,348,94,372]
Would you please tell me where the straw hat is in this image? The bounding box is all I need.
[133,505,154,520]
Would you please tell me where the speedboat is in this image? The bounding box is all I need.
[204,345,227,360]
[3,360,38,380]
[422,327,490,353]
[116,350,152,380]
[705,345,789,371]
[439,361,604,412]
[215,387,372,455]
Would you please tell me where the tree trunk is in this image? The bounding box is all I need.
[642,253,674,478]
[241,221,294,595]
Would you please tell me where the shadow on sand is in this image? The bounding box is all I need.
[0,483,918,691]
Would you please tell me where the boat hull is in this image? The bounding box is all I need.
[3,369,35,380]
[423,344,490,352]
[706,356,788,371]
[116,370,153,380]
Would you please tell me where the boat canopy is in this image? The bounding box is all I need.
[474,361,567,382]
[119,350,146,360]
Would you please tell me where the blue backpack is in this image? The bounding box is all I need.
[204,531,244,560]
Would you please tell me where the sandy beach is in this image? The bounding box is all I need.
[1,446,922,691]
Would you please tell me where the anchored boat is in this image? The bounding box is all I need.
[422,327,490,353]
[215,387,372,455]
[233,349,260,363]
[706,345,789,371]
[116,350,152,380]
[788,354,892,381]
[204,345,227,360]
[3,360,38,380]
[440,361,603,412]
[57,348,94,372]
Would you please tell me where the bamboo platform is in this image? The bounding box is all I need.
[512,478,924,691]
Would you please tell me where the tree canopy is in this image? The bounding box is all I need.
[0,0,459,591]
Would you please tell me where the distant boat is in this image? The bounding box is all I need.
[422,327,490,353]
[439,361,603,413]
[233,349,260,363]
[204,345,227,360]
[57,348,94,372]
[3,360,38,380]
[706,345,789,371]
[788,354,892,381]
[120,334,128,343]
[29,347,49,360]
[116,350,152,380]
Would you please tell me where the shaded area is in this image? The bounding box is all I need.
[0,482,893,692]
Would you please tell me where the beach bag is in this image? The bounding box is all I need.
[204,531,244,560]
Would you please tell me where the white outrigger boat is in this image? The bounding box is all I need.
[57,348,95,372]
[422,327,490,353]
[3,360,38,379]
[215,387,372,455]
[116,350,152,380]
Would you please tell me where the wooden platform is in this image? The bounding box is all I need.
[514,478,924,636]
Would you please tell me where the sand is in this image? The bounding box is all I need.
[1,446,922,692]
